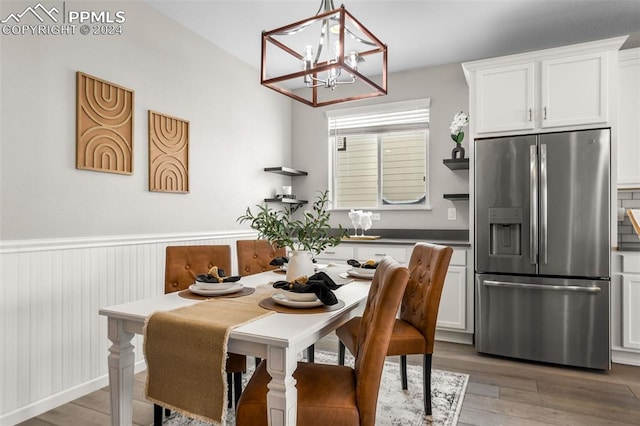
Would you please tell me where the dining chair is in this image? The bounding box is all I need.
[336,242,453,415]
[235,257,410,426]
[154,245,247,425]
[236,239,318,363]
[236,239,286,276]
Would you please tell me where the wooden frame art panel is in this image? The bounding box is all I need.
[148,110,189,193]
[76,71,134,174]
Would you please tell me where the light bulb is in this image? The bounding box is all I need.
[303,45,314,85]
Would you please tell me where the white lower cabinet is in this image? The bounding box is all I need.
[319,242,470,336]
[437,250,467,330]
[621,254,640,350]
[316,245,354,262]
[613,252,640,365]
[355,244,410,264]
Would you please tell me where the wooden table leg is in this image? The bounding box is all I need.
[107,317,135,426]
[265,346,298,426]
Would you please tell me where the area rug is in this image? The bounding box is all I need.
[161,350,468,426]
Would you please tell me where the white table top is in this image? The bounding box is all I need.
[99,267,370,350]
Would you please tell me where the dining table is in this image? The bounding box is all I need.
[98,265,372,426]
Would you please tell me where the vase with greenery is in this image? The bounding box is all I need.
[237,190,347,280]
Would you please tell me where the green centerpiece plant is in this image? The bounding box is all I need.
[237,189,347,256]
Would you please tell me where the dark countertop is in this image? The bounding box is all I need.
[335,228,471,248]
[615,246,640,252]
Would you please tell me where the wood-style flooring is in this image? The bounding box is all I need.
[17,336,640,426]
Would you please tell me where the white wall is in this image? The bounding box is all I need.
[0,1,294,422]
[291,63,470,231]
[0,0,293,241]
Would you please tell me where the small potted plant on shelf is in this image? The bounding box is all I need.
[449,111,469,160]
[237,190,346,280]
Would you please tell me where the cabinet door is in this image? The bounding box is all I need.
[316,245,354,262]
[475,63,535,133]
[541,52,608,128]
[436,265,466,330]
[618,49,640,188]
[623,274,640,350]
[355,245,409,264]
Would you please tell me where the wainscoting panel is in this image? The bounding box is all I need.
[0,231,256,425]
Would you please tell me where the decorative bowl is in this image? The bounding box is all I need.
[195,280,238,291]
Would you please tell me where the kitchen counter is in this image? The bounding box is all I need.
[334,228,470,248]
[613,246,640,252]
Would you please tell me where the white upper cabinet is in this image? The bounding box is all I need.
[464,37,627,135]
[618,48,640,189]
[474,63,535,133]
[541,52,608,128]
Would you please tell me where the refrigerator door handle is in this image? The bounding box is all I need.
[482,280,602,293]
[540,144,548,264]
[529,145,538,265]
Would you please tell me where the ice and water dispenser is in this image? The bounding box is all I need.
[489,207,522,256]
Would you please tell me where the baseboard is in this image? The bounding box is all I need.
[435,329,473,345]
[0,360,147,425]
[612,348,640,366]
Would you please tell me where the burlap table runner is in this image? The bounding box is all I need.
[144,287,273,424]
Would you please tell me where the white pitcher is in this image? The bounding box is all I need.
[286,250,315,282]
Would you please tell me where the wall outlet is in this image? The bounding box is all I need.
[447,208,457,221]
[371,213,381,221]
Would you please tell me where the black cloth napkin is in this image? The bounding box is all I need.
[347,259,379,269]
[196,267,241,283]
[270,256,318,266]
[272,271,340,305]
[269,256,288,266]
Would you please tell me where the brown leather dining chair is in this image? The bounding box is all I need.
[236,239,286,277]
[235,257,410,426]
[237,239,317,362]
[154,245,247,425]
[336,242,453,415]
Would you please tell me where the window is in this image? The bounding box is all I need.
[327,99,430,210]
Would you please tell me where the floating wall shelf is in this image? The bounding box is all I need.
[264,166,308,211]
[443,158,469,170]
[263,167,308,176]
[443,193,470,201]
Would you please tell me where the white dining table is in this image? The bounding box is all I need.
[98,267,370,426]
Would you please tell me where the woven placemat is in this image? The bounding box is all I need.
[178,287,255,300]
[258,297,345,314]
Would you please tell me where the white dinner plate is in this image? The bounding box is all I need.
[188,283,244,296]
[347,268,376,279]
[271,292,324,308]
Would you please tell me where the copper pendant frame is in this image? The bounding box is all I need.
[261,5,387,108]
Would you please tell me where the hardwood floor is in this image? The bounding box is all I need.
[17,337,640,426]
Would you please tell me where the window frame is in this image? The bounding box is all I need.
[326,99,431,211]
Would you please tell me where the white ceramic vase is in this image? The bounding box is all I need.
[286,250,315,281]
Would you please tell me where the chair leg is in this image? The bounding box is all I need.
[307,344,315,363]
[338,341,346,365]
[227,373,233,408]
[424,353,432,415]
[400,355,408,390]
[233,371,243,406]
[153,404,163,425]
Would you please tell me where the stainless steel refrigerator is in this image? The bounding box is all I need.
[474,128,610,369]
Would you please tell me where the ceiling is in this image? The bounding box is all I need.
[147,0,640,74]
